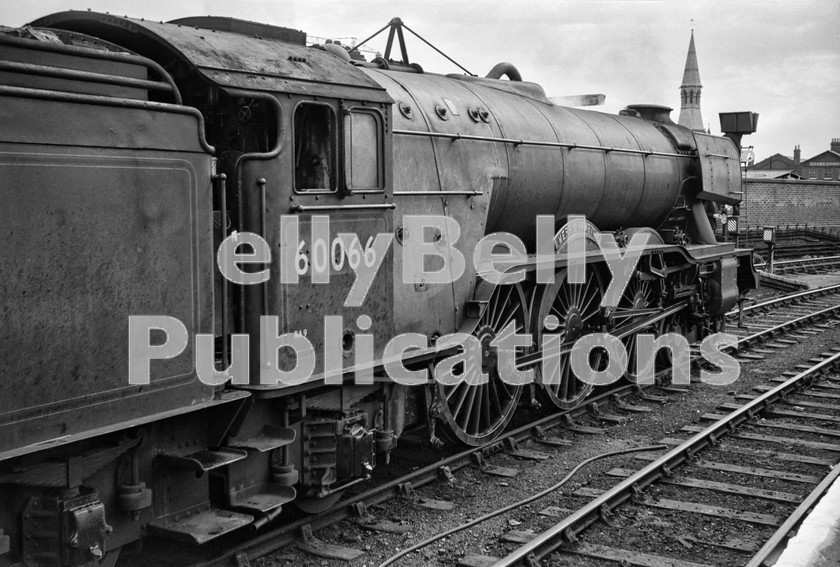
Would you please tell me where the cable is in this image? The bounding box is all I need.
[377,443,667,567]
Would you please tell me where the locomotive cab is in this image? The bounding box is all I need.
[11,9,405,550]
[31,11,401,381]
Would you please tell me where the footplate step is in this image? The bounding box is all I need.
[226,426,295,452]
[229,484,296,513]
[159,448,247,472]
[148,505,253,545]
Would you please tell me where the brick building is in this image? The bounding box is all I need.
[799,139,840,181]
[752,140,840,180]
[751,152,794,171]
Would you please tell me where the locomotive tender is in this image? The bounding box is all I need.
[0,12,757,565]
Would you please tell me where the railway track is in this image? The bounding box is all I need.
[183,374,667,567]
[755,255,840,276]
[725,283,840,344]
[130,285,840,567]
[490,349,840,567]
[737,228,840,252]
[751,243,840,261]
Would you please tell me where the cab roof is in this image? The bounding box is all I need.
[31,11,392,103]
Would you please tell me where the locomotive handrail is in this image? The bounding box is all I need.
[0,85,213,154]
[0,32,182,104]
[0,60,178,95]
[219,89,285,334]
[392,190,483,196]
[289,203,397,212]
[392,128,695,158]
[215,173,230,369]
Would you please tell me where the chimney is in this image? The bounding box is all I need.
[794,145,801,166]
[832,138,840,153]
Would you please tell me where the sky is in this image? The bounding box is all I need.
[4,0,838,163]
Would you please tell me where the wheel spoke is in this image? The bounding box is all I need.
[458,386,478,430]
[581,288,599,319]
[491,287,512,329]
[480,384,492,431]
[436,284,526,445]
[579,278,593,311]
[449,382,470,418]
[560,356,571,400]
[496,306,517,333]
[488,375,503,417]
[572,274,584,307]
[535,267,604,410]
[469,385,483,435]
[618,277,663,381]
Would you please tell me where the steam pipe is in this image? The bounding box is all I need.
[485,62,522,82]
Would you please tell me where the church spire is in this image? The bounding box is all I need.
[678,29,704,131]
[680,29,701,88]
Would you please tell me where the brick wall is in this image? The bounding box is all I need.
[741,178,840,228]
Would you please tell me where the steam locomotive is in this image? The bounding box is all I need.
[0,12,757,565]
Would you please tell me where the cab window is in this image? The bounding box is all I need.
[294,103,336,192]
[343,109,383,192]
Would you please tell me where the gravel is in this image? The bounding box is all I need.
[257,316,840,567]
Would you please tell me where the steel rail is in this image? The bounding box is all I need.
[194,380,649,567]
[745,464,840,567]
[196,293,840,566]
[726,282,840,318]
[765,244,840,259]
[492,340,840,566]
[776,263,840,275]
[732,303,840,350]
[755,254,840,269]
[754,255,840,276]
